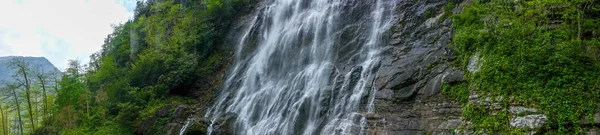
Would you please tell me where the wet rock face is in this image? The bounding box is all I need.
[370,0,468,134]
[376,0,458,99]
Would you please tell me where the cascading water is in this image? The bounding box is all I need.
[206,0,396,134]
[179,120,194,135]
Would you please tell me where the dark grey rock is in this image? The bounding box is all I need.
[421,74,443,97]
[369,0,471,134]
[442,70,465,84]
[395,83,419,100]
[165,123,182,135]
[169,105,188,124]
[376,89,395,100]
[437,119,463,130]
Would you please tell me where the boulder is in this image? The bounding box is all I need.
[510,114,547,129]
[442,70,465,84]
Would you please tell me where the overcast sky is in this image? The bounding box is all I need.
[0,0,137,69]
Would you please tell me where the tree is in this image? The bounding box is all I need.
[55,60,85,131]
[10,58,36,132]
[5,84,23,135]
[34,68,51,121]
[0,100,6,135]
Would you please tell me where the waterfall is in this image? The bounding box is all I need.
[206,0,397,134]
[179,120,194,135]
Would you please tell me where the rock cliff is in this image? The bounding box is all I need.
[370,0,466,134]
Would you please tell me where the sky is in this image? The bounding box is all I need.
[0,0,138,69]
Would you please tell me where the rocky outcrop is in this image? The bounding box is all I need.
[136,105,201,135]
[370,0,467,134]
[362,0,550,134]
[375,95,465,134]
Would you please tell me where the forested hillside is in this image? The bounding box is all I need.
[0,0,253,134]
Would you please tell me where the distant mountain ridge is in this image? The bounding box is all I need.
[0,56,61,84]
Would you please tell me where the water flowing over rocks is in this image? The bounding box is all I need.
[205,0,485,134]
[182,0,589,134]
[206,0,399,134]
[198,0,557,134]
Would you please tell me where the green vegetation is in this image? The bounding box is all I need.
[2,0,255,134]
[0,57,60,135]
[444,0,600,133]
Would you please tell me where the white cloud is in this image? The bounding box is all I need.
[0,0,134,69]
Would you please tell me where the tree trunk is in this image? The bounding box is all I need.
[0,104,6,135]
[40,78,48,120]
[19,65,36,132]
[11,88,24,135]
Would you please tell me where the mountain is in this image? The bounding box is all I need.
[0,56,61,84]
